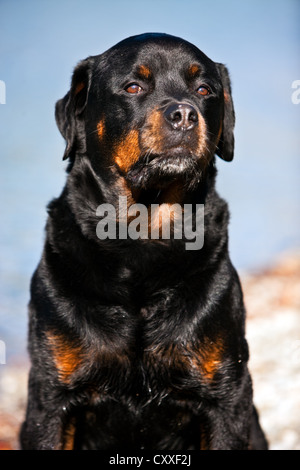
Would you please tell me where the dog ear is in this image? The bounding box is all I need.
[55,58,93,161]
[215,63,235,162]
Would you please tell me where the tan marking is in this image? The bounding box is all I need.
[114,129,140,172]
[196,113,208,156]
[150,202,183,239]
[188,64,201,78]
[142,107,208,164]
[47,332,83,384]
[74,81,85,95]
[146,336,224,382]
[97,119,105,140]
[224,90,230,104]
[114,175,139,205]
[62,418,76,450]
[137,65,152,80]
[149,182,184,237]
[191,337,224,381]
[141,109,165,154]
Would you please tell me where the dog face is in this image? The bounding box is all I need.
[55,33,235,191]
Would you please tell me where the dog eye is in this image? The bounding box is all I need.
[125,83,143,94]
[197,85,211,96]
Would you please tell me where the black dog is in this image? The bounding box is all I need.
[21,33,267,450]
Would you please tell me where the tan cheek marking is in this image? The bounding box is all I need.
[114,130,140,172]
[196,113,208,155]
[143,108,209,162]
[47,332,83,384]
[140,109,165,153]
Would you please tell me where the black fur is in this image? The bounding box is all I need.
[21,33,267,450]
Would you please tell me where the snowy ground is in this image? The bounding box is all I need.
[244,251,300,450]
[0,251,299,450]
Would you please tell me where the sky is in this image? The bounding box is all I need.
[0,0,299,355]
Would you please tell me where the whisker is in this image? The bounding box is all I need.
[86,128,101,138]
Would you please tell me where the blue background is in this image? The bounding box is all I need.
[0,0,299,359]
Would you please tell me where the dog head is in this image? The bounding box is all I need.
[55,33,235,192]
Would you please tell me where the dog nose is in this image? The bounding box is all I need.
[164,103,198,131]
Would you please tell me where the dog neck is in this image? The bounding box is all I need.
[63,155,219,245]
[113,163,217,207]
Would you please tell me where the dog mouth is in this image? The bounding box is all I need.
[126,148,208,190]
[143,146,194,163]
[121,105,212,191]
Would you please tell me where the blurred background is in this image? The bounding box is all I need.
[0,0,299,450]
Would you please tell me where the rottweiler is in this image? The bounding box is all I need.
[20,33,268,450]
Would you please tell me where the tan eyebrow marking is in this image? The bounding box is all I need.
[188,64,201,78]
[137,65,152,80]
